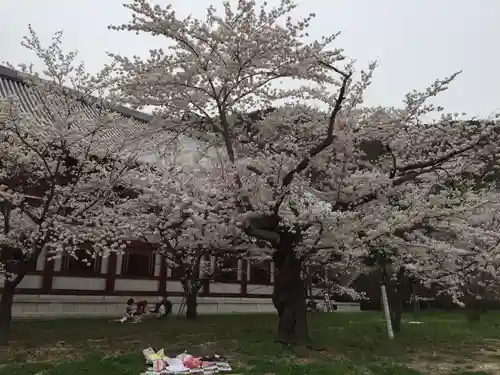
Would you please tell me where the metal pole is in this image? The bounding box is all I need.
[381,284,394,340]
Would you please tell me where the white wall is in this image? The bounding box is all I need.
[18,275,43,289]
[247,285,273,295]
[114,279,158,292]
[167,281,184,293]
[210,283,241,294]
[0,275,43,289]
[52,277,105,291]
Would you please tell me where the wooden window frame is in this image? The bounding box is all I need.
[120,247,155,278]
[1,246,37,274]
[59,247,102,277]
[213,255,239,283]
[248,259,271,285]
[168,263,186,280]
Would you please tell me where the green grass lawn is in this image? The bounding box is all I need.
[1,311,500,374]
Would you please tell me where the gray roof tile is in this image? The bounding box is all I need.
[0,65,170,154]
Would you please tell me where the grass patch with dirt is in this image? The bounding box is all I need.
[2,311,500,374]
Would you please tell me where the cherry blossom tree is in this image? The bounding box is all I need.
[108,0,500,343]
[437,202,500,321]
[326,183,499,332]
[119,160,251,320]
[0,28,147,344]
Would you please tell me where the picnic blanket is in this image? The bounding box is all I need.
[141,347,233,375]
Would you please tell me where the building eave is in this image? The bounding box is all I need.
[0,64,153,124]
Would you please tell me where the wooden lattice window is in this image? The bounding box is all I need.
[61,247,102,276]
[168,263,186,280]
[248,259,271,284]
[121,249,154,277]
[214,256,239,283]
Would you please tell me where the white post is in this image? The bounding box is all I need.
[380,284,394,340]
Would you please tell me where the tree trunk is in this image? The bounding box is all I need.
[272,235,310,345]
[466,308,481,322]
[391,301,403,333]
[389,280,404,333]
[185,291,198,320]
[465,296,482,322]
[273,289,309,344]
[0,241,41,345]
[182,276,201,321]
[410,279,419,313]
[0,280,15,345]
[386,268,407,334]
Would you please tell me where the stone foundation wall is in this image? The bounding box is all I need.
[10,295,360,318]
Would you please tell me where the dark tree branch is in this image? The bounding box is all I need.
[333,137,487,211]
[397,141,478,173]
[273,64,352,214]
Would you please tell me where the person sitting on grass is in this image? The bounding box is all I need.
[111,298,136,323]
[125,298,135,317]
[118,298,147,323]
[154,296,173,319]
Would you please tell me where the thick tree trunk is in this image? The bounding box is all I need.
[465,295,482,322]
[272,235,310,345]
[182,276,201,321]
[0,280,15,345]
[185,291,198,321]
[273,287,309,344]
[390,301,403,333]
[410,278,419,313]
[0,242,41,345]
[466,308,481,322]
[386,268,407,334]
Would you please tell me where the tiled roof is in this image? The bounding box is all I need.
[0,65,173,155]
[0,66,272,168]
[0,65,153,122]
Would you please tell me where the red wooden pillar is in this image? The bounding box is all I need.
[105,253,117,293]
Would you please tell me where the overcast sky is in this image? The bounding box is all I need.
[1,0,499,118]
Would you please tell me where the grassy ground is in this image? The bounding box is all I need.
[1,311,500,375]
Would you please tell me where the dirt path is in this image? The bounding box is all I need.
[412,339,500,374]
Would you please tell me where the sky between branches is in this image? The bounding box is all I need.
[1,0,499,119]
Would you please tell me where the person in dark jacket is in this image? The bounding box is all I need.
[154,296,172,318]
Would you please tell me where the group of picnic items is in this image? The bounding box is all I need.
[141,348,233,374]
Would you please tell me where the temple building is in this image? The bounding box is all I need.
[0,65,359,317]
